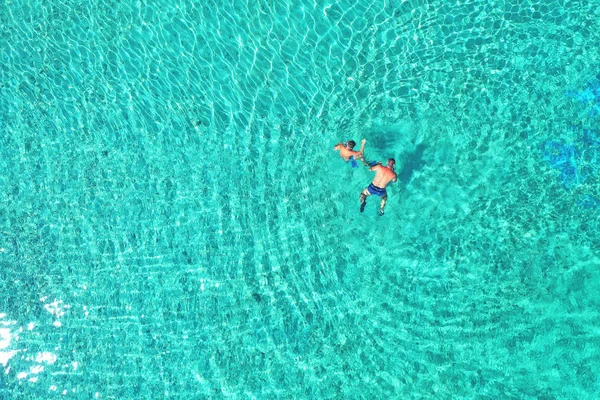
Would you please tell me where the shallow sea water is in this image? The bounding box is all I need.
[1,0,600,398]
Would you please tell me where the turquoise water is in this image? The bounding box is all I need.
[1,0,600,398]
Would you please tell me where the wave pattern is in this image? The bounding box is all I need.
[1,0,600,398]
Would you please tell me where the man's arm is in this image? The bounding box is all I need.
[333,143,342,151]
[356,139,367,162]
[359,139,366,154]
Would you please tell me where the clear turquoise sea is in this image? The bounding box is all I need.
[1,0,600,398]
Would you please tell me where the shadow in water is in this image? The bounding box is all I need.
[398,144,427,185]
[369,132,399,153]
[367,123,410,154]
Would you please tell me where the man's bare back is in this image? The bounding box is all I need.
[360,158,397,215]
[369,164,397,189]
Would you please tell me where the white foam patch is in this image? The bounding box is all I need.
[30,365,45,374]
[36,352,57,364]
[0,351,18,367]
[44,300,69,318]
[0,328,11,350]
[0,327,18,367]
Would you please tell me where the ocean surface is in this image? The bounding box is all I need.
[1,0,599,398]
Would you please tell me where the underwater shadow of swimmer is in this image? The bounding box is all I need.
[398,144,427,185]
[369,133,398,152]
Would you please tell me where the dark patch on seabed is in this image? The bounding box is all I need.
[368,130,399,153]
[566,73,600,117]
[541,74,600,210]
[398,143,427,185]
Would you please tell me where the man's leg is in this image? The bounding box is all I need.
[360,188,370,212]
[379,195,388,216]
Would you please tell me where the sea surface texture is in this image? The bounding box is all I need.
[1,0,599,398]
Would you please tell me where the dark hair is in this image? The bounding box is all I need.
[388,158,396,165]
[346,140,356,149]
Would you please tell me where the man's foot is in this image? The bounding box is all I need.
[360,201,366,213]
[378,208,384,216]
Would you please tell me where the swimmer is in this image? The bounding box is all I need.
[360,158,397,216]
[334,139,366,168]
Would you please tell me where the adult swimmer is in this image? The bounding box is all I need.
[360,158,397,216]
